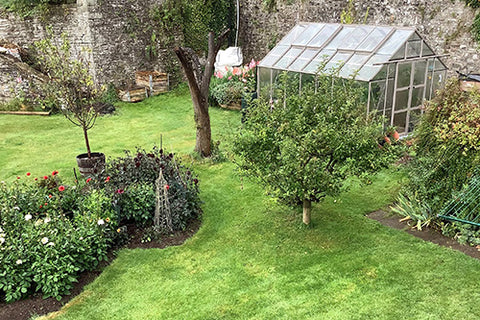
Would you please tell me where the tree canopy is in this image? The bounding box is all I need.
[233,73,395,224]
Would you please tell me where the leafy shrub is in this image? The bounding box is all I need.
[101,146,201,230]
[0,173,114,302]
[396,79,480,224]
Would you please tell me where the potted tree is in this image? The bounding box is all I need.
[33,30,105,176]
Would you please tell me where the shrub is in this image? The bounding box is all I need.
[396,79,480,224]
[101,146,201,231]
[0,173,113,302]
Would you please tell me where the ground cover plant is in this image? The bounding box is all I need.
[2,86,480,319]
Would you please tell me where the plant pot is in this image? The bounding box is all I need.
[76,152,105,177]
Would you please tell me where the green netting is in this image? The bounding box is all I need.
[438,170,480,227]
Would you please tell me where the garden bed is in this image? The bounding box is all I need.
[368,210,480,260]
[0,219,201,320]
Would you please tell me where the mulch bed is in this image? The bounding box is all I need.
[368,210,480,260]
[0,219,201,320]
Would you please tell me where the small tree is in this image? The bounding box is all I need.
[233,73,394,225]
[153,0,234,157]
[33,31,102,159]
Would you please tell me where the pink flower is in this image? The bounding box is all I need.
[58,185,65,192]
[116,189,124,194]
[232,67,242,76]
[228,76,232,80]
[249,59,257,69]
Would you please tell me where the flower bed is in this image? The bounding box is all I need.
[0,147,201,303]
[210,59,258,109]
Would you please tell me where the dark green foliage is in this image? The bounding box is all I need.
[102,146,201,230]
[472,13,480,43]
[233,72,394,209]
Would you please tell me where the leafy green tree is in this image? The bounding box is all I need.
[233,73,394,225]
[152,0,234,157]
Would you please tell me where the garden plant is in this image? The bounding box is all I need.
[233,72,397,224]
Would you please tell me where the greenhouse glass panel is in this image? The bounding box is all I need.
[413,60,427,85]
[369,80,386,112]
[392,45,405,60]
[308,24,341,47]
[260,45,289,67]
[408,108,422,132]
[279,24,306,45]
[377,29,413,55]
[357,27,392,51]
[395,89,409,111]
[422,43,434,56]
[339,26,372,50]
[406,40,422,58]
[258,67,272,97]
[394,111,408,133]
[289,49,319,72]
[384,79,395,120]
[339,53,370,78]
[303,49,335,73]
[356,54,390,81]
[324,52,352,73]
[324,26,356,49]
[397,63,412,88]
[293,24,324,45]
[411,87,424,107]
[274,47,304,69]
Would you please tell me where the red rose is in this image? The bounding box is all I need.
[165,184,170,190]
[17,176,20,179]
[86,178,92,183]
[26,172,31,176]
[105,176,111,182]
[34,178,38,181]
[43,176,48,180]
[58,185,65,192]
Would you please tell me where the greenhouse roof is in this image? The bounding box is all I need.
[259,23,438,81]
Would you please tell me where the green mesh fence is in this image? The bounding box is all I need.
[438,172,480,227]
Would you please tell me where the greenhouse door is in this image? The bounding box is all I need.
[391,61,427,134]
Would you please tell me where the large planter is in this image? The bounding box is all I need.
[76,152,105,176]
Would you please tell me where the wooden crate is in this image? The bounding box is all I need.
[135,71,169,96]
[118,87,149,102]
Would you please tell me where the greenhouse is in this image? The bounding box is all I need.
[258,23,448,134]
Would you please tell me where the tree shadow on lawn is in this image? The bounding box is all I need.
[0,219,201,320]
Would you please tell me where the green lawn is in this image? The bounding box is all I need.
[2,88,480,319]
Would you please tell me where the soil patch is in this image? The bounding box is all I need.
[368,210,480,260]
[0,219,201,320]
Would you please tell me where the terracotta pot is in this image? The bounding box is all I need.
[76,152,105,177]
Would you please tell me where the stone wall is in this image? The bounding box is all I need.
[0,0,173,89]
[0,0,479,100]
[238,0,480,75]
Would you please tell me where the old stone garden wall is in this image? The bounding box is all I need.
[0,0,479,100]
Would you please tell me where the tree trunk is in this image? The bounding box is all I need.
[303,199,311,225]
[193,97,212,157]
[173,29,230,158]
[83,125,92,159]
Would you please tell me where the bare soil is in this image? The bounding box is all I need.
[0,219,201,320]
[368,210,480,260]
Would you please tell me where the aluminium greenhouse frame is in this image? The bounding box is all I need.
[258,23,448,134]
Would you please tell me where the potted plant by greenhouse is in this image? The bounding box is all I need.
[33,31,105,176]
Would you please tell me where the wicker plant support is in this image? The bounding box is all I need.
[154,169,173,232]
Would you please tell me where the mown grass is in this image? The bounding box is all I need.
[2,87,480,319]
